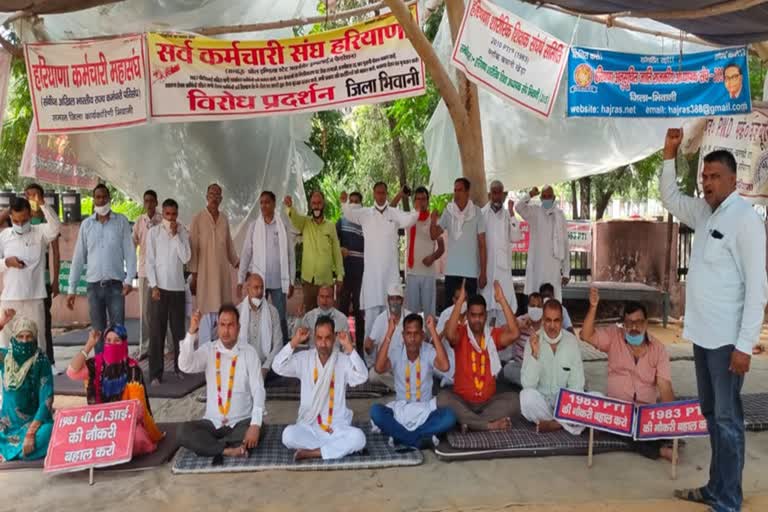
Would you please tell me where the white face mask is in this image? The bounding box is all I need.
[162,219,173,231]
[94,203,111,216]
[250,296,262,308]
[527,307,543,322]
[12,222,31,235]
[540,328,563,345]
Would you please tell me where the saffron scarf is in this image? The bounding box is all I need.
[407,211,430,268]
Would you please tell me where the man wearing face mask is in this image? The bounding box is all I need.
[296,284,349,346]
[0,197,60,350]
[285,191,344,314]
[520,299,585,434]
[501,292,544,386]
[365,284,410,389]
[340,183,418,339]
[516,185,569,301]
[481,180,522,323]
[580,287,675,460]
[67,184,134,352]
[237,273,282,382]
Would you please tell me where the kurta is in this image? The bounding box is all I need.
[0,349,53,461]
[189,209,239,314]
[515,194,569,300]
[480,204,522,313]
[342,203,418,310]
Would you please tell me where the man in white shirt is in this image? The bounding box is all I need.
[365,284,410,389]
[516,185,569,301]
[0,196,60,350]
[662,129,768,512]
[340,183,418,338]
[238,190,295,344]
[296,284,349,344]
[370,313,456,448]
[481,180,522,323]
[273,316,367,461]
[520,299,585,435]
[133,190,162,359]
[177,305,265,461]
[236,273,282,381]
[539,283,574,334]
[404,187,444,318]
[146,198,191,384]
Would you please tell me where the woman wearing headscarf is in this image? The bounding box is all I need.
[67,324,164,455]
[0,312,54,461]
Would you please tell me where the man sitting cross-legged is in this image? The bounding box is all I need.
[520,298,585,434]
[177,306,265,461]
[274,316,368,461]
[370,313,456,448]
[437,281,521,432]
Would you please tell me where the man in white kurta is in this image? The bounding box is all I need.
[515,186,569,301]
[274,317,368,460]
[236,273,282,380]
[481,181,522,324]
[340,183,418,338]
[365,284,411,389]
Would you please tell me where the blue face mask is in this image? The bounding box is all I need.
[625,332,645,346]
[541,199,555,209]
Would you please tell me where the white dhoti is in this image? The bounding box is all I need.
[0,299,46,351]
[282,423,366,460]
[368,367,395,390]
[520,388,585,435]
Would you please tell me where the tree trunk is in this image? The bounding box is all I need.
[385,105,410,211]
[594,190,613,220]
[569,181,578,219]
[578,177,591,219]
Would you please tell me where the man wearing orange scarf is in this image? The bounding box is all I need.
[404,187,444,318]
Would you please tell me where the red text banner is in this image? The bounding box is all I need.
[635,399,708,441]
[554,389,635,436]
[511,220,592,253]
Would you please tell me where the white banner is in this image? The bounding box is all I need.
[698,107,768,205]
[24,34,148,134]
[450,0,568,118]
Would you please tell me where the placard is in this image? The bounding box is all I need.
[554,389,635,436]
[635,399,708,441]
[451,0,568,118]
[24,34,148,133]
[567,46,751,118]
[510,220,591,253]
[147,7,425,121]
[44,400,138,474]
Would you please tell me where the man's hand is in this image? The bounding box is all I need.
[85,329,101,353]
[493,280,506,305]
[22,435,35,457]
[478,271,488,291]
[283,196,293,209]
[288,284,294,299]
[385,314,398,339]
[430,210,440,224]
[236,284,243,299]
[291,327,310,349]
[589,287,599,308]
[5,256,25,269]
[529,187,540,198]
[189,310,202,335]
[729,350,751,376]
[243,425,261,450]
[335,281,343,302]
[151,287,161,302]
[457,279,467,305]
[50,281,60,299]
[66,294,76,310]
[122,284,133,296]
[663,128,683,160]
[561,276,571,287]
[0,308,16,330]
[341,247,350,258]
[340,191,348,203]
[507,199,515,216]
[338,330,354,354]
[169,220,178,236]
[530,332,540,359]
[422,254,436,267]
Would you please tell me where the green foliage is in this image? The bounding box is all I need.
[749,55,765,100]
[0,58,32,189]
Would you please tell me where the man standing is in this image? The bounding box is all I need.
[405,187,444,318]
[340,183,418,338]
[662,128,767,512]
[178,306,264,461]
[370,313,456,448]
[365,284,411,389]
[239,191,295,345]
[296,284,349,343]
[0,196,60,350]
[146,198,191,384]
[336,191,365,353]
[520,299,585,434]
[481,180,522,323]
[516,185,569,301]
[189,183,239,344]
[273,318,368,461]
[133,190,162,359]
[437,282,520,432]
[430,178,487,305]
[236,273,282,381]
[67,184,135,352]
[284,192,344,313]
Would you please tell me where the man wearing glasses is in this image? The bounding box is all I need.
[724,63,744,100]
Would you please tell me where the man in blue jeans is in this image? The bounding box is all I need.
[67,184,136,353]
[370,313,456,448]
[661,129,768,512]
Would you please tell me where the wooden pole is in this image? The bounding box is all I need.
[671,438,679,479]
[587,427,594,468]
[551,0,768,21]
[89,466,95,486]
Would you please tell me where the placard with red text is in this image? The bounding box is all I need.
[634,399,708,441]
[554,389,635,436]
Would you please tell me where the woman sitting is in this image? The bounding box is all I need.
[0,313,54,462]
[67,325,164,455]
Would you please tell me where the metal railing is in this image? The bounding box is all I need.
[510,251,592,282]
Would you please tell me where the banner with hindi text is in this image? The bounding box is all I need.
[450,0,568,118]
[24,34,148,133]
[146,7,425,121]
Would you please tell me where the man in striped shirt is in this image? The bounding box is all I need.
[336,191,364,354]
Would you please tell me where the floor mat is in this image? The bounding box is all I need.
[54,319,140,347]
[54,354,204,399]
[171,423,423,474]
[265,376,391,399]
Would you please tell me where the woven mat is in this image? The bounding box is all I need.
[171,423,423,474]
[53,354,204,399]
[265,376,391,400]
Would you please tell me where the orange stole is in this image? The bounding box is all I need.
[122,382,164,443]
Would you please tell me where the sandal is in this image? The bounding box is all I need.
[673,487,713,505]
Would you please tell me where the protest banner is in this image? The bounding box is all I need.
[147,6,425,121]
[19,123,100,189]
[511,220,591,253]
[568,46,751,118]
[450,0,567,118]
[45,400,138,482]
[635,399,708,441]
[554,389,635,436]
[24,34,148,133]
[698,107,768,205]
